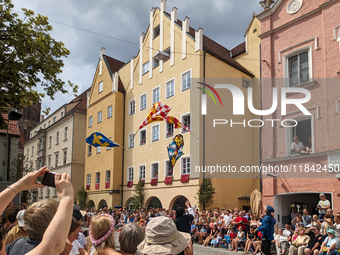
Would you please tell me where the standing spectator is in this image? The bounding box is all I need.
[4,206,20,233]
[119,223,144,255]
[292,213,304,229]
[283,223,293,243]
[302,209,312,228]
[5,210,27,245]
[291,208,298,221]
[174,201,194,234]
[234,211,249,231]
[317,194,330,220]
[256,205,275,255]
[137,216,192,255]
[333,214,340,238]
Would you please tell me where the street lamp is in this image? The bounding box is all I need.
[3,110,22,181]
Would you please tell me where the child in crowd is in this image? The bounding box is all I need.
[244,226,257,254]
[211,231,223,247]
[230,225,245,251]
[292,229,299,241]
[198,225,207,244]
[227,226,237,240]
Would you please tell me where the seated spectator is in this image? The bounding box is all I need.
[65,218,83,255]
[292,213,304,229]
[321,215,333,240]
[291,136,309,155]
[230,225,245,251]
[292,229,299,242]
[304,227,322,255]
[89,214,119,255]
[137,216,192,255]
[4,206,19,234]
[291,208,298,221]
[244,226,257,254]
[210,231,223,247]
[288,228,310,255]
[275,225,289,255]
[312,215,321,229]
[119,223,144,255]
[227,226,237,240]
[319,229,338,255]
[198,225,207,244]
[5,210,27,245]
[282,223,293,243]
[203,224,218,246]
[302,209,312,227]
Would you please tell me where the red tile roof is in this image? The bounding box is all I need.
[231,42,246,58]
[103,55,126,93]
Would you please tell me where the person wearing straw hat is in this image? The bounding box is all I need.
[288,228,310,255]
[319,229,339,255]
[137,216,193,255]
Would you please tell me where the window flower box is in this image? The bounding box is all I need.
[151,178,158,186]
[165,176,173,184]
[127,181,133,187]
[95,183,99,189]
[180,174,189,183]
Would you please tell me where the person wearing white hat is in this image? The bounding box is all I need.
[5,210,27,245]
[137,216,193,255]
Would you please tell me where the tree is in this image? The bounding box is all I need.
[197,178,216,210]
[77,187,87,210]
[10,154,34,204]
[132,180,145,209]
[0,0,78,126]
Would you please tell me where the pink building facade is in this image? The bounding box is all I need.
[258,0,340,226]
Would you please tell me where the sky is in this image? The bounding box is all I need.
[11,0,264,115]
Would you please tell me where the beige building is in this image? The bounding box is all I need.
[23,91,88,203]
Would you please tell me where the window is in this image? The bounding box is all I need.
[139,165,146,180]
[129,99,135,115]
[48,120,51,126]
[142,62,149,75]
[48,157,51,169]
[55,153,59,167]
[182,157,191,174]
[153,25,160,39]
[152,87,160,105]
[44,124,46,128]
[27,149,29,158]
[151,163,159,179]
[140,94,147,111]
[106,170,110,182]
[166,79,175,98]
[128,133,135,149]
[99,81,103,93]
[87,174,91,185]
[153,58,159,68]
[32,146,34,157]
[87,145,92,156]
[166,123,174,138]
[182,114,191,133]
[108,105,112,118]
[63,151,67,164]
[128,167,134,182]
[152,125,159,142]
[140,130,146,146]
[165,160,173,176]
[182,71,191,91]
[56,132,60,144]
[97,146,101,153]
[38,159,42,169]
[288,50,310,87]
[286,118,312,156]
[64,127,68,140]
[89,116,93,127]
[96,172,100,183]
[49,136,52,148]
[53,117,57,123]
[98,111,102,123]
[61,111,64,118]
[38,139,43,151]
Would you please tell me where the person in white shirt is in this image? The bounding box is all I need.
[291,136,309,155]
[223,210,233,228]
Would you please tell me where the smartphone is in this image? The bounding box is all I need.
[41,172,56,188]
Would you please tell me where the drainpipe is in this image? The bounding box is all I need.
[259,43,263,193]
[202,47,206,210]
[121,91,126,207]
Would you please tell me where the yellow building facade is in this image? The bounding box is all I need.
[85,1,261,211]
[84,49,125,209]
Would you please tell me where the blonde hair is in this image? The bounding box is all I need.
[24,199,58,240]
[90,215,116,255]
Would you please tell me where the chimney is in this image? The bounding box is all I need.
[41,115,45,121]
[160,0,166,13]
[100,47,106,58]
